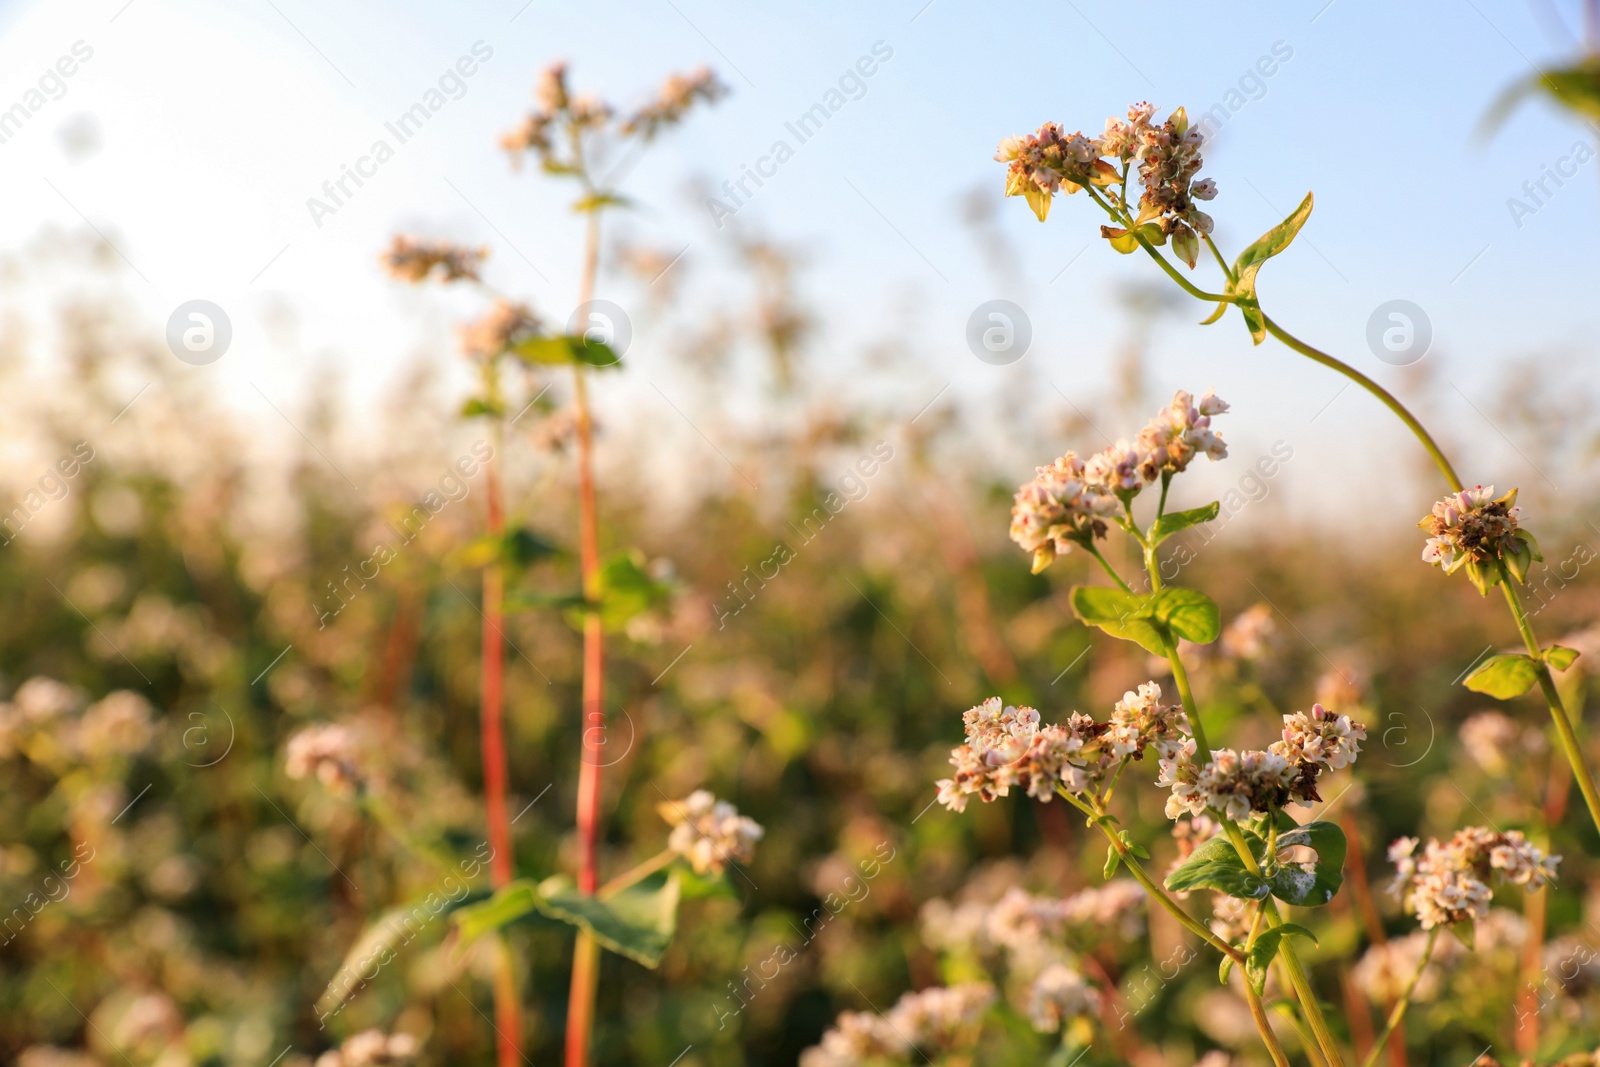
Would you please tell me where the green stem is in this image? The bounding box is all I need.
[1357,926,1438,1067]
[1503,581,1600,833]
[1258,315,1461,491]
[1219,819,1348,1067]
[1060,788,1241,961]
[598,849,675,900]
[1086,543,1134,595]
[1163,636,1210,760]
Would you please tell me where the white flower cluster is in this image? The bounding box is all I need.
[657,789,764,875]
[314,1030,419,1067]
[1025,963,1100,1033]
[1351,929,1463,1003]
[1008,452,1118,573]
[500,61,724,166]
[0,679,154,767]
[997,104,1217,261]
[936,685,1188,813]
[1459,710,1544,776]
[285,724,361,797]
[1008,391,1228,573]
[381,235,486,284]
[1159,704,1365,821]
[1220,603,1276,661]
[920,880,1143,962]
[1388,828,1560,930]
[799,983,995,1067]
[1419,485,1529,573]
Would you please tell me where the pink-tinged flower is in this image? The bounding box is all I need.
[1008,451,1119,572]
[1419,485,1535,578]
[286,724,361,796]
[1387,827,1559,930]
[381,236,486,284]
[1272,703,1366,771]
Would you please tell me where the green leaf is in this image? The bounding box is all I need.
[572,192,633,214]
[456,527,561,572]
[1268,822,1345,907]
[1165,837,1269,900]
[456,872,683,968]
[673,863,738,902]
[1232,192,1313,300]
[536,871,680,967]
[1150,502,1221,545]
[455,880,545,942]
[512,334,622,370]
[1103,843,1122,880]
[460,396,505,419]
[1545,645,1580,672]
[1463,653,1540,699]
[1228,192,1312,346]
[1245,924,1319,996]
[1149,587,1221,645]
[318,892,483,1016]
[1070,586,1167,656]
[1198,302,1228,326]
[1218,954,1235,984]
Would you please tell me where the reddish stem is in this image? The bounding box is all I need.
[481,451,520,1065]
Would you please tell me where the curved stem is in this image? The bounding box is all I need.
[1358,927,1438,1067]
[1259,315,1461,491]
[1247,985,1295,1067]
[1503,581,1600,832]
[1163,637,1210,762]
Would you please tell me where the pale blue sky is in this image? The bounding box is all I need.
[0,0,1595,524]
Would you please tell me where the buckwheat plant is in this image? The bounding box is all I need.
[931,389,1381,1065]
[996,103,1600,841]
[377,60,730,1067]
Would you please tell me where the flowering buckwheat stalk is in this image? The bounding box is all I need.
[935,685,1188,813]
[1010,389,1228,573]
[285,723,362,797]
[1159,704,1366,821]
[657,789,764,874]
[997,103,1217,264]
[1387,827,1560,930]
[380,236,486,284]
[1418,484,1540,588]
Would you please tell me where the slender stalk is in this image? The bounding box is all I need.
[565,199,609,1067]
[1219,819,1348,1067]
[1061,787,1291,1065]
[1503,581,1600,832]
[1085,543,1134,594]
[479,409,521,1067]
[599,849,675,900]
[1357,928,1439,1067]
[1163,637,1210,764]
[1258,316,1461,490]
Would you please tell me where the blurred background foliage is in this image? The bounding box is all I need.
[1,215,1600,1067]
